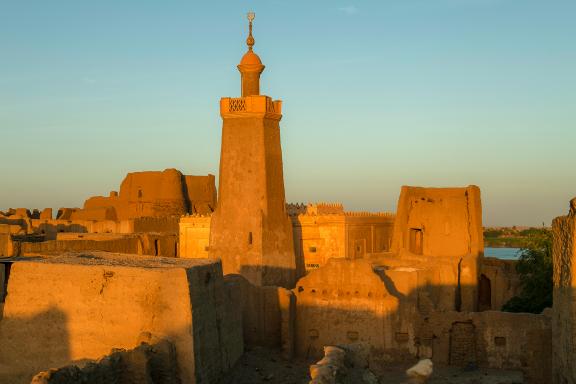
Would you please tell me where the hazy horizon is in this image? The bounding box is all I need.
[1,0,575,227]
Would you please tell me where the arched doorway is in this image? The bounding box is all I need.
[478,274,492,311]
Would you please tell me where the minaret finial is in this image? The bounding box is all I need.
[247,12,255,51]
[238,11,264,97]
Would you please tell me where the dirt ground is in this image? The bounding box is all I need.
[219,347,524,384]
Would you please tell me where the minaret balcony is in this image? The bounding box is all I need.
[220,95,282,119]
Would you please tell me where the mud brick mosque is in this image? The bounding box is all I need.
[1,13,575,384]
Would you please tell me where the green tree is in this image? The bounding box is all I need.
[501,229,553,314]
[484,229,504,238]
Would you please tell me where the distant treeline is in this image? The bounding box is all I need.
[484,227,549,248]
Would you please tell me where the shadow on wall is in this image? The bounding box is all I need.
[0,258,243,384]
[184,267,243,383]
[225,254,550,384]
[1,315,236,384]
[292,224,306,280]
[0,306,70,384]
[293,258,552,384]
[0,218,29,235]
[29,339,181,384]
[225,273,289,350]
[238,265,296,291]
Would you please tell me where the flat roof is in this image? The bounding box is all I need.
[0,251,219,269]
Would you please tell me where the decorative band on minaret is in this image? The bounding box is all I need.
[238,12,265,97]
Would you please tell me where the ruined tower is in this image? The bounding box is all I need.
[209,13,296,288]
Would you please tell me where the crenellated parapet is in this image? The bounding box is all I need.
[286,203,307,216]
[181,212,213,218]
[286,202,393,218]
[286,202,344,217]
[344,211,395,218]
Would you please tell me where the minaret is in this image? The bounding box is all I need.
[238,12,264,97]
[209,12,296,288]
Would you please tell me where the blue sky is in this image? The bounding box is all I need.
[1,0,575,226]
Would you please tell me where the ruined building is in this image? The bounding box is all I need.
[0,12,574,384]
[83,169,216,219]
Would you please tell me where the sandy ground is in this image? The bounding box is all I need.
[219,347,524,384]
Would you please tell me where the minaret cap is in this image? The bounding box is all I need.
[238,11,265,96]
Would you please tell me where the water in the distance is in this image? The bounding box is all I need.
[485,247,521,260]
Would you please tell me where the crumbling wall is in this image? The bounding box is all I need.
[26,217,177,241]
[184,175,217,215]
[0,211,32,234]
[19,234,178,257]
[83,169,216,220]
[56,208,80,220]
[39,209,52,220]
[293,254,547,380]
[30,219,122,240]
[0,225,14,257]
[118,168,187,218]
[308,346,346,384]
[0,253,242,384]
[552,213,576,384]
[30,340,180,384]
[70,207,118,221]
[420,310,551,383]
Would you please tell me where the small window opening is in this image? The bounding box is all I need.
[347,331,359,341]
[309,246,317,253]
[154,239,160,256]
[248,232,253,245]
[494,337,506,347]
[409,228,423,255]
